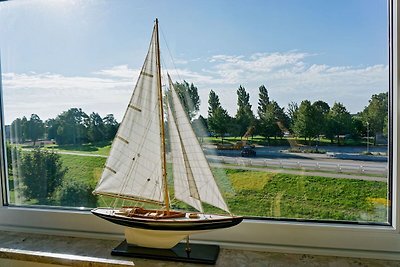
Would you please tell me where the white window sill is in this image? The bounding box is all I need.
[1,230,400,267]
[0,206,400,261]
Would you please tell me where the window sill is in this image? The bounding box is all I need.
[0,230,133,267]
[0,230,399,267]
[1,206,400,261]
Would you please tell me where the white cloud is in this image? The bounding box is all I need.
[92,64,139,79]
[173,59,189,65]
[193,52,388,116]
[2,69,138,124]
[169,68,224,86]
[2,51,388,124]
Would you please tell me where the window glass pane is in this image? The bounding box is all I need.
[1,0,389,224]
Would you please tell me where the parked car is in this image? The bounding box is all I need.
[241,146,256,157]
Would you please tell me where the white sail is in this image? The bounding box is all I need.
[168,75,230,213]
[94,25,164,204]
[168,104,203,212]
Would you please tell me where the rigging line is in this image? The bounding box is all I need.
[99,195,111,208]
[159,25,183,82]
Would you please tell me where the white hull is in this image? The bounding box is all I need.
[124,227,207,249]
[92,207,243,249]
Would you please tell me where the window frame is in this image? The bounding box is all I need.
[0,0,398,260]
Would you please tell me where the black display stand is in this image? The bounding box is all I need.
[111,240,220,265]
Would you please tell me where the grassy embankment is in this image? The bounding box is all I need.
[214,169,388,222]
[61,153,388,222]
[9,143,388,222]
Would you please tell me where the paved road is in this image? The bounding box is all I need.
[206,146,388,176]
[212,146,388,162]
[209,155,387,175]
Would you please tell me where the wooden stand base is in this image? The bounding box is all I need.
[111,240,220,265]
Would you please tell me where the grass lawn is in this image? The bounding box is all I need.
[59,154,106,185]
[217,169,388,222]
[221,163,387,178]
[7,149,388,223]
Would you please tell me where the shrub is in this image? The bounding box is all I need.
[20,148,67,204]
[55,179,97,208]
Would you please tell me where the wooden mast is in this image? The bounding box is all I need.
[155,18,170,213]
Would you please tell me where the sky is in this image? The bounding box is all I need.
[0,0,389,124]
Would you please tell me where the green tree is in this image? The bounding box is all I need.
[383,115,388,137]
[55,180,97,208]
[45,118,59,141]
[312,101,330,144]
[6,142,23,203]
[10,117,27,144]
[258,103,276,141]
[6,142,12,171]
[257,86,288,141]
[208,90,221,117]
[208,107,231,143]
[87,112,105,143]
[257,85,270,115]
[208,90,231,143]
[287,101,299,133]
[49,108,89,145]
[360,92,388,145]
[192,115,208,141]
[20,148,68,204]
[174,80,200,121]
[26,114,45,146]
[312,101,330,116]
[103,114,119,141]
[256,85,270,139]
[6,142,19,172]
[235,85,255,137]
[270,101,288,138]
[351,115,365,140]
[293,100,319,143]
[326,102,353,145]
[258,100,287,141]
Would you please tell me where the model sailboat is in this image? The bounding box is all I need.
[91,19,243,249]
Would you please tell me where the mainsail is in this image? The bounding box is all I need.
[167,76,230,213]
[94,20,229,214]
[94,24,164,204]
